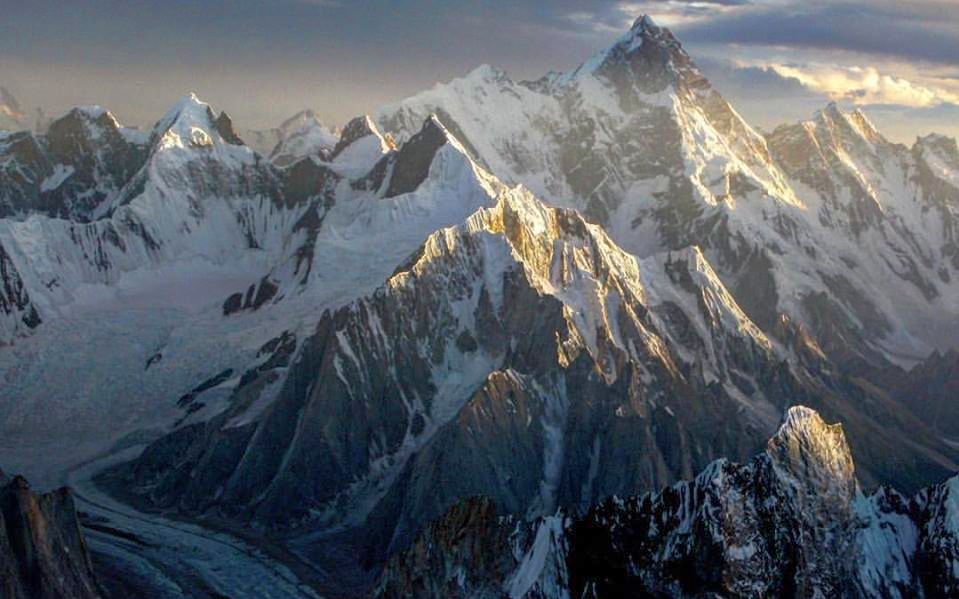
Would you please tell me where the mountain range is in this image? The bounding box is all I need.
[0,14,957,598]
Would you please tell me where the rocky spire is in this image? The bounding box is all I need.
[590,11,708,96]
[374,406,959,598]
[766,405,856,492]
[0,473,103,599]
[632,14,658,32]
[214,110,245,146]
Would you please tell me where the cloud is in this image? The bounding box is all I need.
[762,63,959,108]
[698,58,820,100]
[614,0,751,27]
[678,0,959,65]
[563,0,751,32]
[693,57,959,142]
[562,11,625,34]
[2,0,957,141]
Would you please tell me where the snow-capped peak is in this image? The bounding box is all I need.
[269,110,337,166]
[143,93,254,169]
[154,93,208,132]
[330,114,394,170]
[818,101,843,119]
[561,12,685,84]
[152,92,235,150]
[814,102,885,145]
[613,13,680,59]
[462,63,510,85]
[632,14,658,31]
[624,14,660,47]
[917,132,957,149]
[599,14,664,58]
[72,105,109,119]
[916,132,959,166]
[277,109,320,134]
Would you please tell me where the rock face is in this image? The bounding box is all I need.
[375,496,565,599]
[0,107,149,222]
[0,13,958,599]
[376,17,959,370]
[0,472,102,599]
[106,183,956,594]
[374,407,959,599]
[0,241,40,341]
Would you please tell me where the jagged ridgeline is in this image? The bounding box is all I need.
[374,407,959,599]
[0,13,957,599]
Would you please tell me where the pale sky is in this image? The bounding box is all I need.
[2,0,957,142]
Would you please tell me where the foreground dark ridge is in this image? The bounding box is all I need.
[0,471,103,599]
[374,406,959,599]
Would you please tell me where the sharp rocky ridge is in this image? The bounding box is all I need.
[104,174,955,591]
[0,13,957,599]
[376,15,959,370]
[374,407,959,599]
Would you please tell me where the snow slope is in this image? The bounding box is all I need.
[376,17,959,366]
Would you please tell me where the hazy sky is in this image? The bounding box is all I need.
[2,0,958,142]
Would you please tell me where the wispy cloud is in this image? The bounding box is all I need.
[564,0,752,33]
[615,0,751,28]
[762,63,959,108]
[679,0,959,65]
[2,0,958,141]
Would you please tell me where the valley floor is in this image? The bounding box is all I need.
[67,447,324,599]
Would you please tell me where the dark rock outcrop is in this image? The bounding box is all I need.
[383,117,449,198]
[0,107,149,222]
[374,407,959,599]
[0,241,41,340]
[331,115,393,161]
[0,472,103,599]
